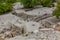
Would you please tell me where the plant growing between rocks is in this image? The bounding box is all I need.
[0,3,12,14]
[38,0,53,7]
[0,0,5,3]
[53,0,60,18]
[4,0,16,4]
[0,0,16,4]
[16,0,21,2]
[20,0,53,8]
[20,0,37,8]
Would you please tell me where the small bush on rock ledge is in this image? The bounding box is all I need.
[38,0,53,7]
[4,0,16,4]
[0,0,16,4]
[52,0,60,18]
[20,0,53,8]
[20,0,37,8]
[53,8,60,18]
[0,3,13,14]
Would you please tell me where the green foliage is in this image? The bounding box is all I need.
[52,0,60,18]
[0,0,16,4]
[53,8,60,18]
[0,3,12,14]
[20,0,37,8]
[38,0,53,7]
[16,0,21,2]
[0,0,5,3]
[4,0,16,4]
[56,0,60,9]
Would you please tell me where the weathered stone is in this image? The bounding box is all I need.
[0,34,5,39]
[13,2,23,10]
[0,37,5,40]
[54,24,60,31]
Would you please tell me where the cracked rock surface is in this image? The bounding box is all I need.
[0,2,60,40]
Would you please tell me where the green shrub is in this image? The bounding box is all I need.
[56,0,60,9]
[53,8,60,18]
[38,0,53,7]
[0,0,5,3]
[52,0,60,18]
[4,0,16,4]
[0,3,12,14]
[20,0,37,8]
[16,0,21,2]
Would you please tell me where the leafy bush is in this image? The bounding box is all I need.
[0,3,13,14]
[52,0,60,18]
[16,0,21,2]
[20,0,37,8]
[38,0,53,7]
[0,0,2,2]
[4,0,16,4]
[0,0,5,3]
[0,0,16,4]
[56,0,60,9]
[53,8,60,18]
